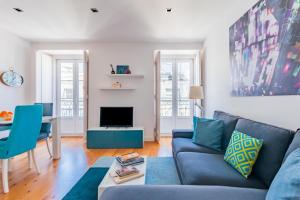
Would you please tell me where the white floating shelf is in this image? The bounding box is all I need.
[108,74,144,78]
[99,87,136,91]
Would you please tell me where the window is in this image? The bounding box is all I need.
[60,63,74,117]
[58,60,84,118]
[160,62,173,117]
[160,58,194,118]
[177,61,192,117]
[78,63,84,117]
[160,54,196,134]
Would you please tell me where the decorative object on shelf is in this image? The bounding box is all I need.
[116,65,130,74]
[0,68,24,87]
[108,74,144,78]
[100,87,135,90]
[125,67,131,74]
[112,82,122,89]
[110,64,116,74]
[0,111,13,121]
[230,0,300,96]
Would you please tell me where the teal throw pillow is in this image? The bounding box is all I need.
[193,116,210,131]
[192,117,224,151]
[266,148,300,200]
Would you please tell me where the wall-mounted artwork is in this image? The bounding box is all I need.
[229,0,300,96]
[116,65,131,74]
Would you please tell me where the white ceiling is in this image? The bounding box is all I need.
[0,0,241,43]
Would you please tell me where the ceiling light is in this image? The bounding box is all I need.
[13,8,23,12]
[90,8,99,13]
[166,8,172,13]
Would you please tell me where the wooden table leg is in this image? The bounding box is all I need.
[51,118,61,160]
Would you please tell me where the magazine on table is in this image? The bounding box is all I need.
[118,152,140,163]
[116,157,144,166]
[116,152,144,166]
[109,165,144,184]
[115,166,139,177]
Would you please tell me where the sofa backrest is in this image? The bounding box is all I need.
[235,118,295,187]
[213,111,240,150]
[283,129,300,161]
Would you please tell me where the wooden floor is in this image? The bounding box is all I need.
[0,137,172,200]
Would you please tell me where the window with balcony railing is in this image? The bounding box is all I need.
[60,63,74,117]
[160,59,193,118]
[59,60,84,118]
[159,53,198,135]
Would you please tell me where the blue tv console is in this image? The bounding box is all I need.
[87,127,144,149]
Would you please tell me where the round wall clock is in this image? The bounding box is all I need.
[0,70,24,87]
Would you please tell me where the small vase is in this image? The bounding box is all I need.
[110,64,116,74]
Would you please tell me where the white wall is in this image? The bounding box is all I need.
[204,0,300,131]
[32,42,202,140]
[0,29,33,111]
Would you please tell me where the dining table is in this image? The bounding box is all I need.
[0,116,61,160]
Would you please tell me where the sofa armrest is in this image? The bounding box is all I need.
[172,129,194,139]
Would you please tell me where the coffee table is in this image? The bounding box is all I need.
[98,157,147,199]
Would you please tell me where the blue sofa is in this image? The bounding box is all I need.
[100,111,300,200]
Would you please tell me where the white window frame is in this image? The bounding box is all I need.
[56,59,84,119]
[160,54,196,119]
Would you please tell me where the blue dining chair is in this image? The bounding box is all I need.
[0,105,42,193]
[35,103,53,157]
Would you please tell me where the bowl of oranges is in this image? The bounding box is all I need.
[0,111,13,121]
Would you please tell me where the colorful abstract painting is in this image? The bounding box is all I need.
[230,0,300,96]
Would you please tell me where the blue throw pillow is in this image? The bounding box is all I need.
[192,117,224,151]
[266,148,300,200]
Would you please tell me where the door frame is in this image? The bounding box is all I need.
[160,54,196,133]
[56,58,84,135]
[56,59,83,119]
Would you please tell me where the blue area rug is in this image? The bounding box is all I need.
[63,157,179,200]
[62,168,109,200]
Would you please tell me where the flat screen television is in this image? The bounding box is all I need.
[100,107,133,127]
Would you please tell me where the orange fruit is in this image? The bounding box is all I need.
[0,111,7,118]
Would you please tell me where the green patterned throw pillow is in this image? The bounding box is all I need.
[224,130,263,178]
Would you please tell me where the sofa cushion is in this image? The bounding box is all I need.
[224,130,263,178]
[193,118,224,151]
[266,148,300,200]
[235,118,294,187]
[213,111,240,150]
[176,152,266,189]
[284,130,300,161]
[100,185,267,200]
[172,138,222,157]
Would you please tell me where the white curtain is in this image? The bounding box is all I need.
[154,51,161,142]
[83,50,89,137]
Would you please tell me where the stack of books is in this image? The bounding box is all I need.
[109,152,145,184]
[110,166,144,184]
[116,152,144,167]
